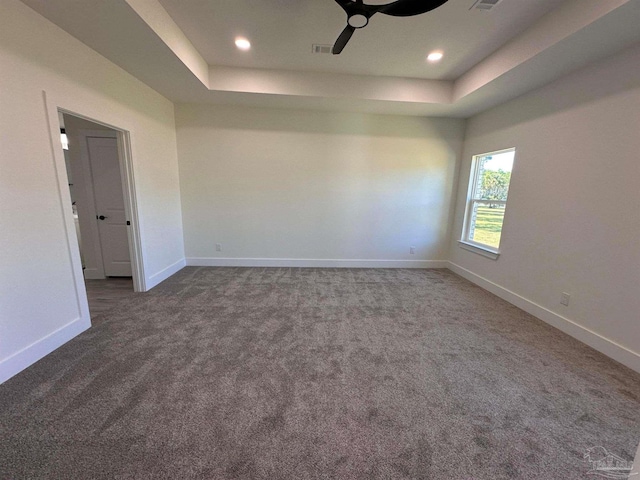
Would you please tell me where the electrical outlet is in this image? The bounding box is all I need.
[215,243,222,252]
[560,292,570,306]
[410,246,416,255]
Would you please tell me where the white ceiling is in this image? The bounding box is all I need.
[157,0,565,80]
[19,0,640,117]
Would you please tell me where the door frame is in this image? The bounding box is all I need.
[43,92,146,293]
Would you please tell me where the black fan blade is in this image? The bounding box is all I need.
[334,0,378,17]
[332,25,356,54]
[380,0,449,17]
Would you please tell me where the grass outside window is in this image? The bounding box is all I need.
[462,149,515,254]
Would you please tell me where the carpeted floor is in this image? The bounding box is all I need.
[1,267,638,479]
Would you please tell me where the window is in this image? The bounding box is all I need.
[461,148,515,257]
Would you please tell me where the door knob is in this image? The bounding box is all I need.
[97,215,108,220]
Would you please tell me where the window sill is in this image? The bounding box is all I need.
[458,241,500,260]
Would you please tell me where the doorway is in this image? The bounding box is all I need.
[58,111,143,295]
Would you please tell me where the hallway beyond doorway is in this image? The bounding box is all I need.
[85,277,135,319]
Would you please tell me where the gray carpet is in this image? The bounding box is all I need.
[1,267,638,479]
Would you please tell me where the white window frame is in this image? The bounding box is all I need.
[459,148,515,259]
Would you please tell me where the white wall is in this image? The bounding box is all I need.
[449,43,640,372]
[176,105,465,267]
[0,0,185,383]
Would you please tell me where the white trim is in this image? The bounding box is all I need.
[117,131,146,292]
[6,92,95,385]
[0,317,90,384]
[146,258,186,290]
[473,200,507,206]
[461,148,515,251]
[458,240,500,260]
[187,257,449,269]
[448,262,640,374]
[6,93,147,383]
[631,442,640,478]
[43,93,92,324]
[82,267,104,280]
[55,107,145,292]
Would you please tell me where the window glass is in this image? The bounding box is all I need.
[463,149,515,251]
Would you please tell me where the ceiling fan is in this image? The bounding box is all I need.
[331,0,450,54]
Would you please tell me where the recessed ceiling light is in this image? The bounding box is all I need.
[427,51,443,62]
[235,37,251,51]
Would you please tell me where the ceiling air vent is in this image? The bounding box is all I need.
[312,44,333,54]
[470,0,502,11]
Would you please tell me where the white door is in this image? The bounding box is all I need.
[87,136,132,277]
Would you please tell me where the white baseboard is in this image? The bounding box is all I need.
[631,442,640,478]
[0,317,90,385]
[448,262,640,374]
[83,268,104,280]
[146,258,187,291]
[186,257,449,269]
